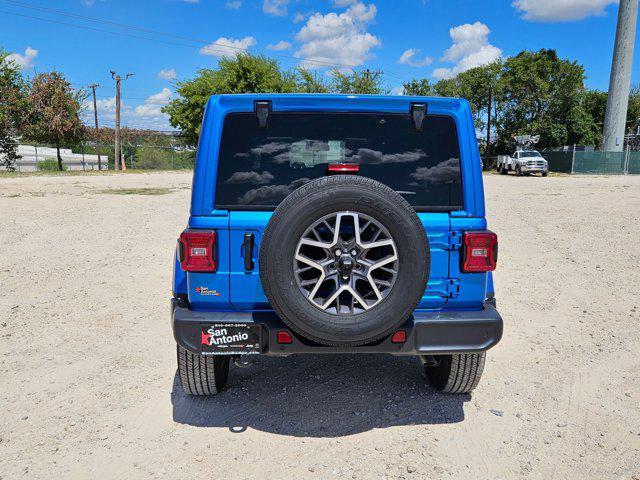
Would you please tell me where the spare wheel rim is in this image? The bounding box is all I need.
[293,211,399,316]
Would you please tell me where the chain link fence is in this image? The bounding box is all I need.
[1,142,196,172]
[541,146,640,174]
[5,141,640,174]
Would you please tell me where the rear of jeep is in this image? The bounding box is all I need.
[172,94,503,395]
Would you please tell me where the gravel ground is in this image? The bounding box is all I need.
[1,172,639,480]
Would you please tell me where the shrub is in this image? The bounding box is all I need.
[37,158,65,171]
[134,144,196,170]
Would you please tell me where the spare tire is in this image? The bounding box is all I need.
[259,175,429,347]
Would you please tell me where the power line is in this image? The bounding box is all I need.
[0,0,407,79]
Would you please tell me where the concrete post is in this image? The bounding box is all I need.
[603,0,639,152]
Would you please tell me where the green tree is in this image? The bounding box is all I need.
[627,86,640,134]
[582,90,607,146]
[434,61,502,135]
[329,68,386,94]
[296,68,330,93]
[496,49,591,149]
[25,71,85,171]
[0,49,29,171]
[162,53,297,142]
[404,62,502,155]
[402,78,433,96]
[580,87,640,148]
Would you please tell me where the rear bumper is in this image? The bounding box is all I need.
[172,299,503,356]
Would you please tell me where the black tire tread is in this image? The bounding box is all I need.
[426,353,486,394]
[177,345,229,395]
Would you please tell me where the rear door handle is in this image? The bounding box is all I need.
[243,233,255,271]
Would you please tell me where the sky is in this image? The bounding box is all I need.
[1,0,637,131]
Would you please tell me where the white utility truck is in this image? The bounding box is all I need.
[496,135,549,177]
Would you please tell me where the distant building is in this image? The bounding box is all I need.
[0,145,106,171]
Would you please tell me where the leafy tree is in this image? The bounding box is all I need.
[582,90,607,146]
[579,87,640,148]
[329,68,386,94]
[297,68,330,93]
[627,86,640,134]
[0,49,29,171]
[496,49,590,149]
[404,62,502,154]
[434,61,502,136]
[402,78,433,96]
[163,53,297,142]
[25,71,85,171]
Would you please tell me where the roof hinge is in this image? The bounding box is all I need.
[254,100,271,129]
[410,103,427,132]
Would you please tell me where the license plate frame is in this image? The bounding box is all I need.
[200,323,262,355]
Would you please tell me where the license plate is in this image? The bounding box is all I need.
[200,323,262,355]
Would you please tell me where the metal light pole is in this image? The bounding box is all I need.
[602,0,639,152]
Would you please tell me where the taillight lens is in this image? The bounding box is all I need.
[178,230,217,272]
[462,231,498,272]
[327,163,359,173]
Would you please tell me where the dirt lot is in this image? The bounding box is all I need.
[1,172,639,479]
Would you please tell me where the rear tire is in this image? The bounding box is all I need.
[177,345,230,395]
[424,353,485,393]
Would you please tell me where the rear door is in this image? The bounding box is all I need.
[216,110,464,311]
[228,211,271,310]
[227,212,452,310]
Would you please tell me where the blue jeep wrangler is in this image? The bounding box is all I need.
[172,94,502,395]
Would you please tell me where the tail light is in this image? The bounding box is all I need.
[461,231,498,272]
[327,163,359,174]
[178,230,217,272]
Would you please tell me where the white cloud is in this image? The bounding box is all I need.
[4,46,38,71]
[263,0,289,16]
[513,0,617,22]
[82,96,123,125]
[131,88,173,129]
[199,36,256,58]
[267,40,292,51]
[82,88,174,130]
[432,22,501,80]
[398,48,432,67]
[391,86,404,96]
[293,12,308,23]
[226,0,242,9]
[157,68,177,81]
[294,2,381,68]
[134,88,172,117]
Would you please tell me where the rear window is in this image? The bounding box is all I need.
[215,112,463,211]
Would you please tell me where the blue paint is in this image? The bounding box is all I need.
[175,94,495,313]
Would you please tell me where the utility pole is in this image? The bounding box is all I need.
[602,0,639,152]
[486,87,493,158]
[88,83,102,171]
[110,70,134,170]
